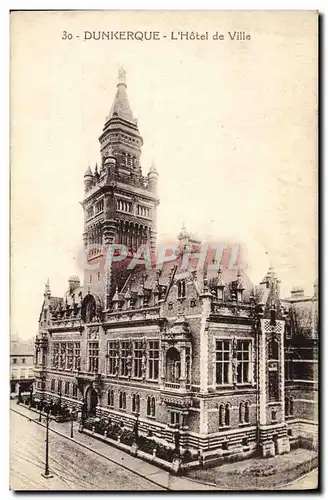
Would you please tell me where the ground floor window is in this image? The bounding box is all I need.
[239,401,250,423]
[64,381,70,395]
[119,391,126,410]
[132,393,140,413]
[147,396,156,417]
[108,389,114,407]
[219,403,231,427]
[170,411,180,426]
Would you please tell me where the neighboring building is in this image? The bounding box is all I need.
[34,69,317,463]
[282,285,318,449]
[10,339,35,396]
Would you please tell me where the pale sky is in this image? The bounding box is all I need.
[11,11,317,339]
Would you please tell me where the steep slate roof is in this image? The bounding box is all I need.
[106,67,137,124]
[112,244,254,303]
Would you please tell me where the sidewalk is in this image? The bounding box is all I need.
[11,402,217,491]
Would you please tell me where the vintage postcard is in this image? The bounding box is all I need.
[10,10,318,491]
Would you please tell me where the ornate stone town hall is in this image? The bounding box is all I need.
[34,69,318,464]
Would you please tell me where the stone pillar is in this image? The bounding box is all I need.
[199,293,211,394]
[160,345,166,389]
[262,440,275,458]
[259,321,267,426]
[199,398,208,436]
[276,436,290,455]
[179,346,186,390]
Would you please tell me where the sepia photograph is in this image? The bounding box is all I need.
[10,10,318,491]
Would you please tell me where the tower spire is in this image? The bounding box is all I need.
[117,66,127,87]
[106,67,136,124]
[44,278,51,297]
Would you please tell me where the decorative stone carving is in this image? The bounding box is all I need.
[88,325,99,340]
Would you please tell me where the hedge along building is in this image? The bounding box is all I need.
[34,68,306,463]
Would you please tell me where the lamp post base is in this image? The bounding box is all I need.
[41,472,53,479]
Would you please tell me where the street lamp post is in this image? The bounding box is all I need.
[70,409,75,438]
[29,386,33,408]
[174,425,181,456]
[39,402,42,423]
[133,412,140,442]
[41,409,53,479]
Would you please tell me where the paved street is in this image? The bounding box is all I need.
[282,469,318,490]
[10,404,217,491]
[10,403,317,491]
[10,408,164,491]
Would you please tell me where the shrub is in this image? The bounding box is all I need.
[121,430,136,446]
[155,443,175,463]
[182,449,193,463]
[106,423,121,440]
[94,419,107,435]
[138,436,156,455]
[84,420,93,431]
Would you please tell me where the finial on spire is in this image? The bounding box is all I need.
[84,164,93,177]
[149,161,157,173]
[106,66,136,123]
[118,66,127,86]
[44,279,51,297]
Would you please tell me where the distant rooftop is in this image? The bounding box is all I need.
[10,339,34,356]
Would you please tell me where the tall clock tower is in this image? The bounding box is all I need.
[81,68,159,308]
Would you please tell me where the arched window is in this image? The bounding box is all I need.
[81,294,97,323]
[119,391,126,409]
[108,389,114,407]
[151,397,156,417]
[225,404,230,426]
[245,401,250,423]
[268,339,279,360]
[239,402,244,423]
[147,396,156,417]
[219,404,225,427]
[64,381,70,395]
[132,393,140,413]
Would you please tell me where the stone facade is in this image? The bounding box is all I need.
[34,69,318,464]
